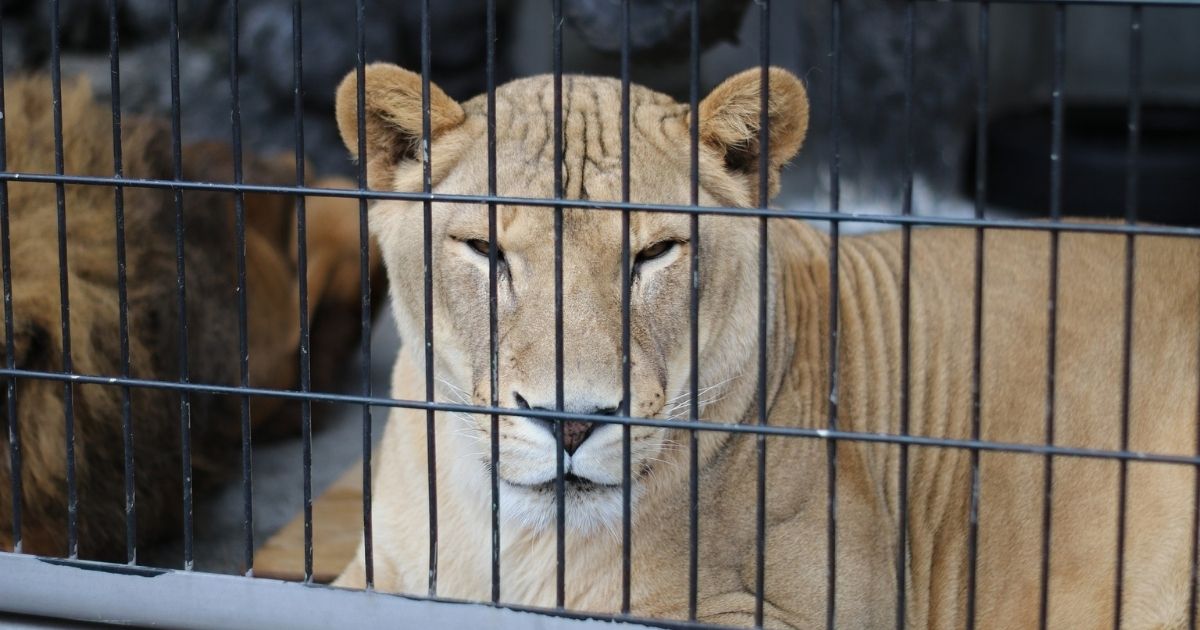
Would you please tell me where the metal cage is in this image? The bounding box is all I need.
[1,0,1199,628]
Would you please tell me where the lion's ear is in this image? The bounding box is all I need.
[335,63,466,190]
[696,67,809,205]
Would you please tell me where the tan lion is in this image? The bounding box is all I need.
[332,63,1200,628]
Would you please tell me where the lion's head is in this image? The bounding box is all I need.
[337,64,808,533]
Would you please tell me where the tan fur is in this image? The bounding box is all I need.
[0,76,383,559]
[333,63,1200,629]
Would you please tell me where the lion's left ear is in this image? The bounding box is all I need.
[696,67,809,205]
[335,63,466,190]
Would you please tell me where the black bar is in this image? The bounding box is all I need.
[48,0,80,560]
[166,0,194,571]
[0,3,20,556]
[1113,6,1141,627]
[354,0,374,591]
[228,0,254,578]
[1193,114,1200,630]
[965,3,990,627]
[8,365,1200,466]
[420,0,438,598]
[753,1,771,625]
[2,172,1199,239]
[486,0,501,606]
[826,0,843,625]
[620,0,633,615]
[687,0,701,620]
[107,0,136,566]
[1038,5,1066,626]
[920,0,1196,6]
[291,0,314,584]
[552,0,566,609]
[1192,30,1200,610]
[896,3,916,628]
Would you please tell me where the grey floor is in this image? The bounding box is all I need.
[0,615,118,629]
[140,304,400,575]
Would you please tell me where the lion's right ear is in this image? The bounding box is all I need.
[335,63,466,190]
[696,67,809,205]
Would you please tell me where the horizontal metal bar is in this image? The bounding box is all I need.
[0,552,662,630]
[1,171,1198,238]
[0,367,1195,465]
[921,0,1199,6]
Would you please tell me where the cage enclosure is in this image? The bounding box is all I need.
[0,0,1199,628]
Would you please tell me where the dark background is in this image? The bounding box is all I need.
[3,0,1198,222]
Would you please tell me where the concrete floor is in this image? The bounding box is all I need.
[0,614,114,629]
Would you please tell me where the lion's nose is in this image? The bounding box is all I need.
[513,391,618,455]
[557,420,594,455]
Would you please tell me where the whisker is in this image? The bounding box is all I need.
[435,377,475,405]
[435,376,469,392]
[665,373,745,405]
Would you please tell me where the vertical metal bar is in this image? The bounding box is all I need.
[107,0,136,566]
[1192,80,1200,627]
[1038,5,1066,626]
[896,3,916,628]
[619,0,633,616]
[552,0,566,609]
[167,0,194,571]
[1113,7,1141,628]
[1192,119,1200,630]
[419,0,438,598]
[0,4,20,556]
[965,3,990,627]
[754,1,771,626]
[354,0,375,591]
[486,0,501,606]
[292,0,314,584]
[687,0,701,620]
[228,0,254,578]
[825,0,843,626]
[48,0,79,560]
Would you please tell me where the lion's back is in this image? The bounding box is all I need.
[897,224,1198,628]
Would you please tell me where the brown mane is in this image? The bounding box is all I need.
[0,75,252,560]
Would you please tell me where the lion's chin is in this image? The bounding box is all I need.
[498,478,632,539]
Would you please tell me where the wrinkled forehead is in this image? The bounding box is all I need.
[434,77,715,251]
[491,149,690,207]
[453,76,695,206]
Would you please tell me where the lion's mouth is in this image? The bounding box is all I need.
[501,472,621,493]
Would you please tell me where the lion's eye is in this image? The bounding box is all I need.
[463,238,505,262]
[634,240,679,267]
[466,239,491,256]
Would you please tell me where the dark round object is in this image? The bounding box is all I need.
[2,14,49,71]
[968,104,1200,226]
[38,0,110,50]
[563,0,750,61]
[241,0,411,108]
[120,0,221,40]
[1,0,36,16]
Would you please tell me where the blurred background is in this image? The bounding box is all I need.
[2,0,1197,225]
